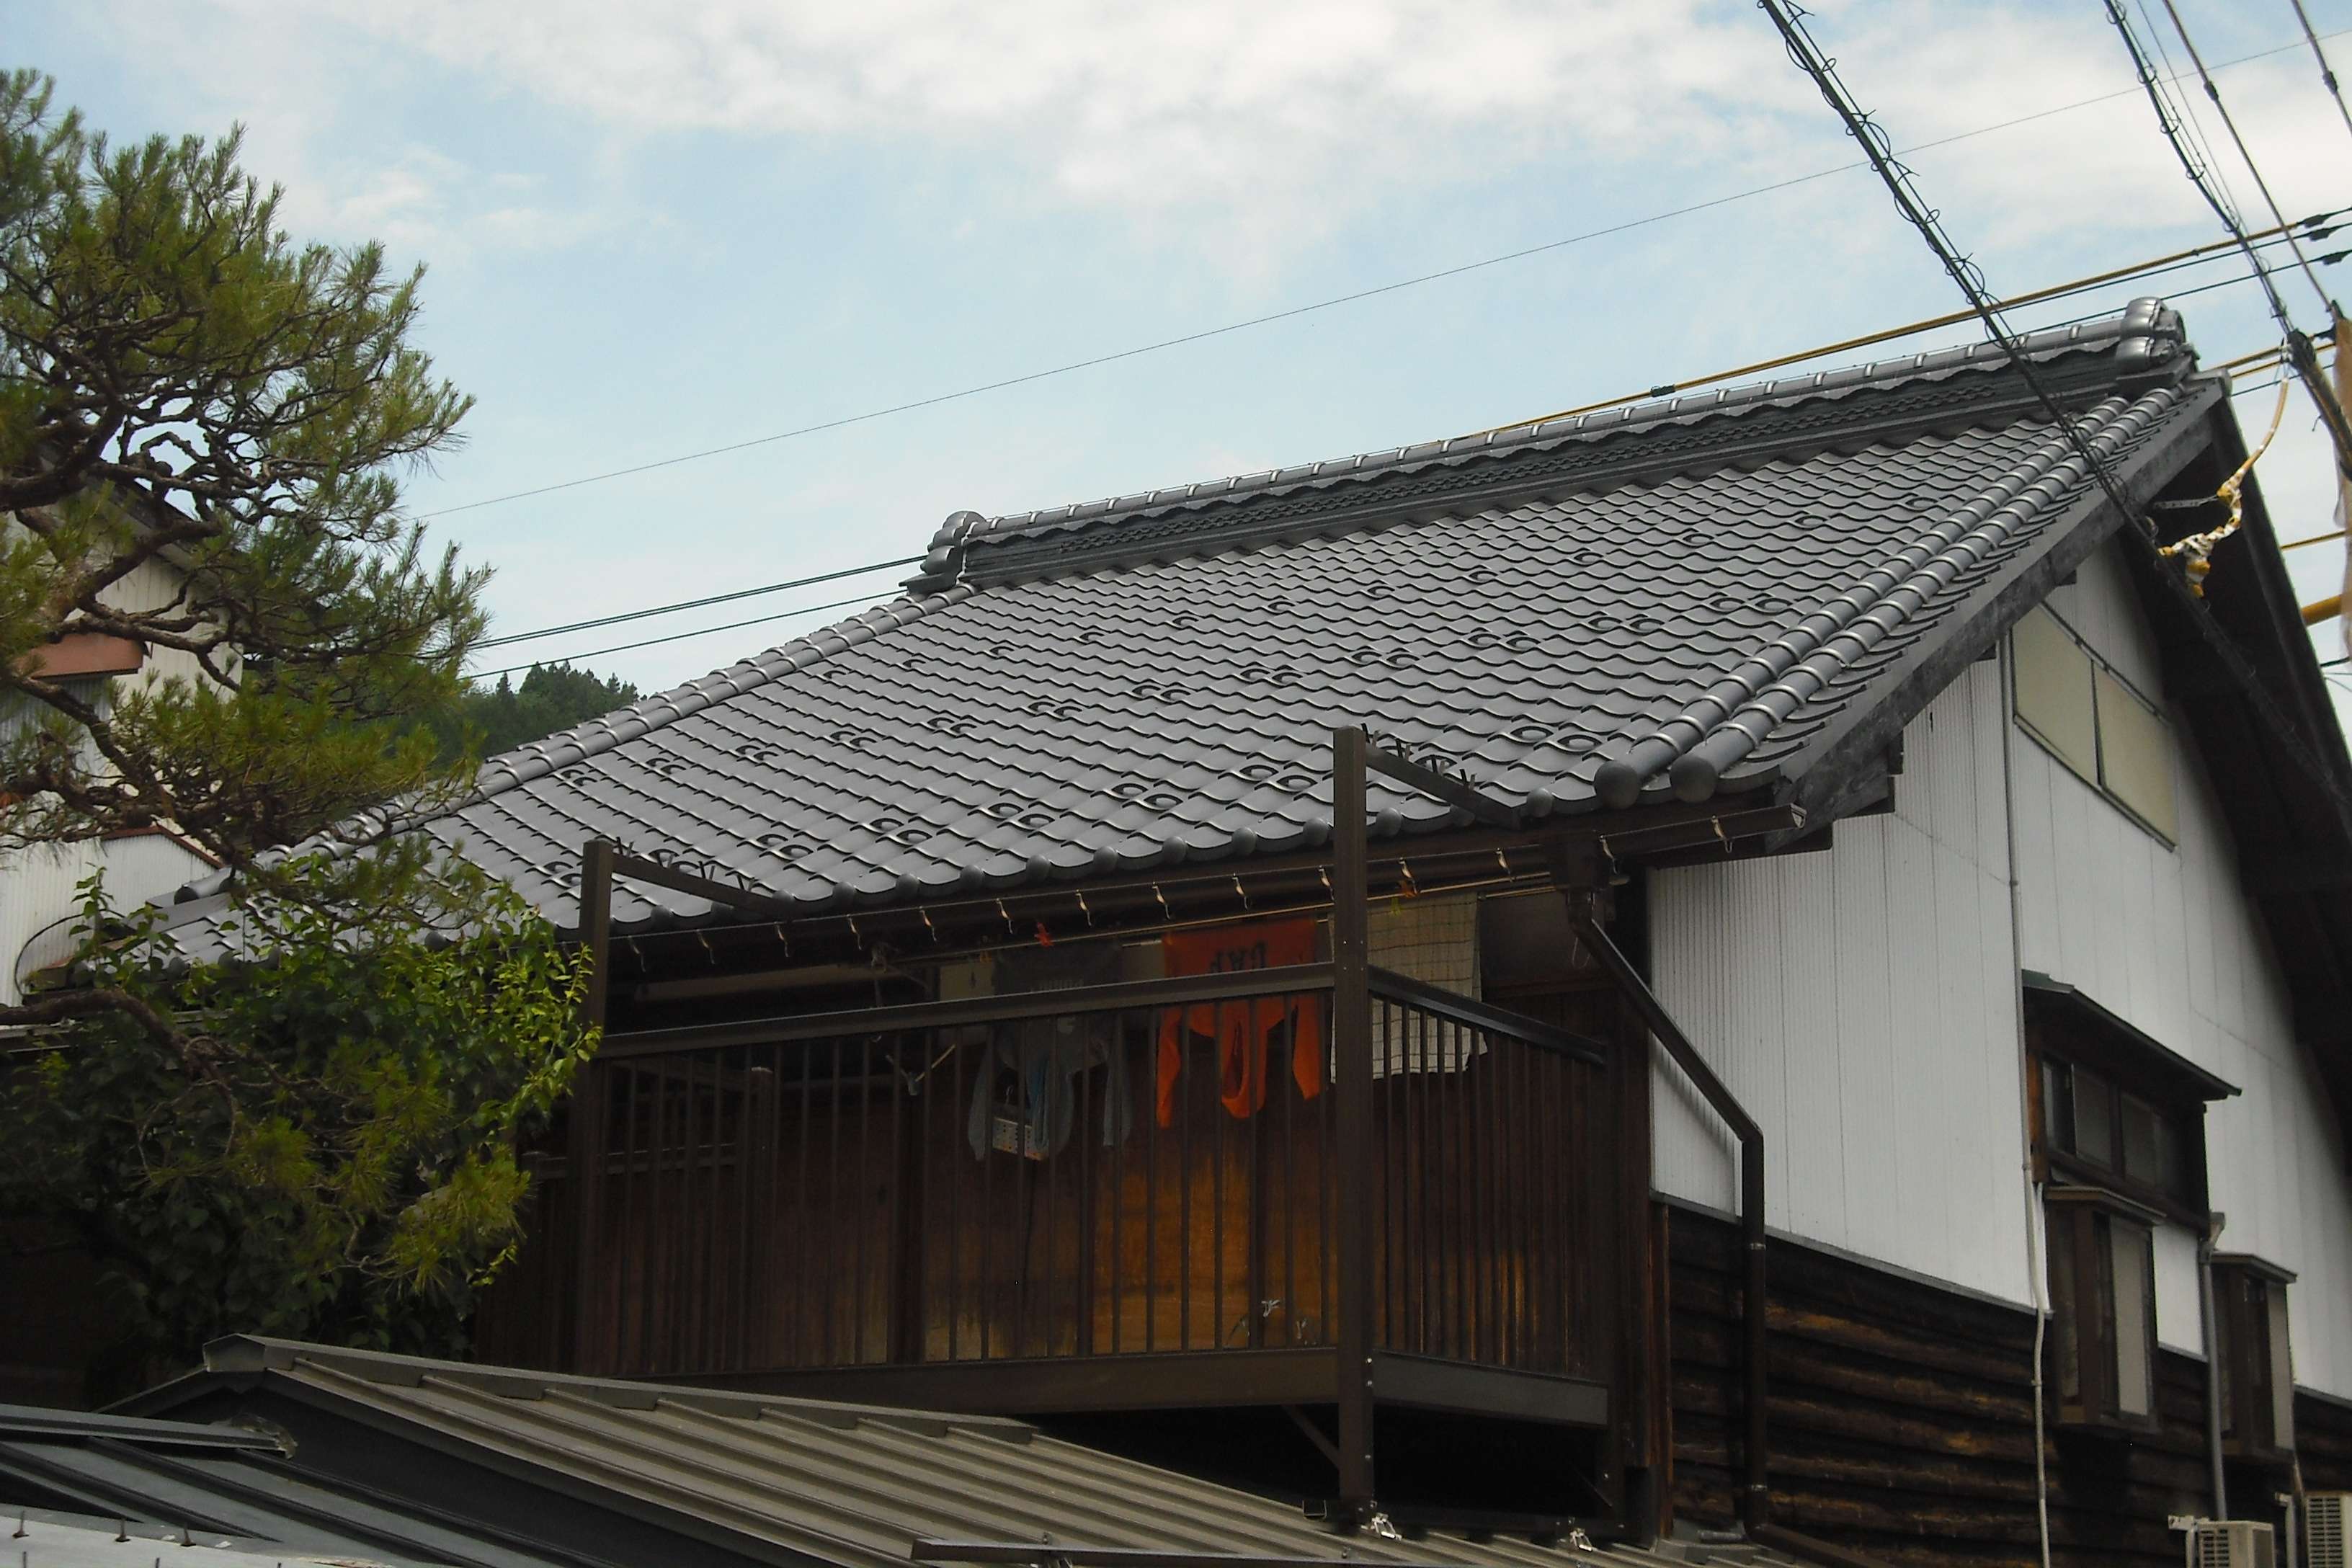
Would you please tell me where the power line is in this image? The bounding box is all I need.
[1487,216,2339,436]
[416,28,2348,524]
[469,588,889,681]
[2033,245,2348,332]
[481,229,2343,674]
[2157,0,2336,313]
[2108,0,2352,486]
[1760,0,2352,816]
[475,554,922,650]
[2287,0,2352,145]
[2137,0,2245,231]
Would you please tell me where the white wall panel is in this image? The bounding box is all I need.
[2153,1223,2204,1355]
[1652,664,2033,1303]
[0,832,209,1004]
[2014,537,2352,1397]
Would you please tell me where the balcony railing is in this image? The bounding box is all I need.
[478,962,1611,1399]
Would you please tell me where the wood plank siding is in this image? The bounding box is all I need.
[1670,1202,2352,1567]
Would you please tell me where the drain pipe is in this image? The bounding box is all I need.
[2201,1212,2230,1520]
[1562,881,1769,1534]
[1997,635,2056,1568]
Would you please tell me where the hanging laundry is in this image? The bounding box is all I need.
[1155,918,1324,1127]
[964,941,1133,1159]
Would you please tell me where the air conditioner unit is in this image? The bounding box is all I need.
[2309,1492,2352,1568]
[2188,1520,2275,1568]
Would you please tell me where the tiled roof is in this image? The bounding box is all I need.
[172,304,2216,940]
[130,1339,1825,1568]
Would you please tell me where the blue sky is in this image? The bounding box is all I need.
[17,0,2352,698]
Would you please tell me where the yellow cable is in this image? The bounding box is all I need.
[2160,365,2294,592]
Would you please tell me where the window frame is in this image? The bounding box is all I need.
[2213,1253,2299,1462]
[2043,1186,2165,1435]
[2010,605,2179,846]
[2023,977,2230,1224]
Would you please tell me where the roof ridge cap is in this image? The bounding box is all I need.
[948,303,2183,557]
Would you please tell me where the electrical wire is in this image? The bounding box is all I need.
[469,588,889,682]
[1762,0,2352,818]
[2160,370,2292,593]
[2157,0,2338,313]
[472,225,2342,667]
[474,554,922,650]
[1484,218,2339,435]
[2137,0,2248,231]
[2031,249,2348,333]
[2107,0,2352,482]
[416,28,2350,524]
[2287,0,2352,146]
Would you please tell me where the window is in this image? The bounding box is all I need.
[2214,1255,2298,1460]
[2045,1188,2162,1430]
[2038,1052,2200,1208]
[2025,976,2229,1216]
[2011,606,2178,842]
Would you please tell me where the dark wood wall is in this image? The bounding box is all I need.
[1669,1203,2352,1567]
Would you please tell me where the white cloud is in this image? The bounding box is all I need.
[63,0,2352,271]
[213,0,1814,237]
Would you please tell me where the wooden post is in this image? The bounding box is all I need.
[567,838,616,1373]
[1330,727,1376,1518]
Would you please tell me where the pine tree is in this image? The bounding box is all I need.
[0,71,593,1377]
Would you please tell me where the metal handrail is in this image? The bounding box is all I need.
[597,962,1338,1059]
[1366,966,1605,1066]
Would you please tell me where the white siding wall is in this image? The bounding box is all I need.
[1,547,220,1004]
[0,833,210,1004]
[1651,662,2037,1305]
[2013,541,2352,1396]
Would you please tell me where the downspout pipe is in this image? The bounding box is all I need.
[2201,1212,2230,1520]
[1564,901,1770,1533]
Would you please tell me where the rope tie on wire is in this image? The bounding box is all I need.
[2158,365,2293,594]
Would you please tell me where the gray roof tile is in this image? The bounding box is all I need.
[169,304,2214,943]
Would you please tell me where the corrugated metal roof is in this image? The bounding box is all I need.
[129,1340,1817,1568]
[166,305,2214,952]
[0,1399,585,1568]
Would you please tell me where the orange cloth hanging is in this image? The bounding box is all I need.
[1154,918,1324,1127]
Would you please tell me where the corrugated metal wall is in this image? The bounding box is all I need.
[2013,541,2352,1397]
[1650,662,2035,1305]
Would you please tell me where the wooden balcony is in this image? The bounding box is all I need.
[478,963,1618,1435]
